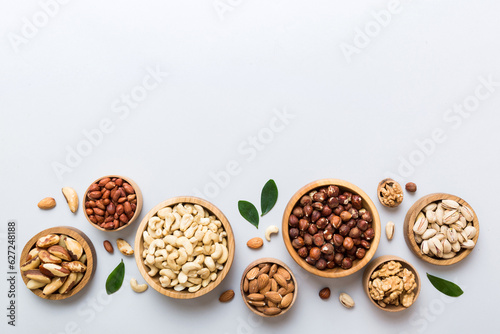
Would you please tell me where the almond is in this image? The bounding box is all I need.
[219,289,235,303]
[257,274,269,290]
[248,300,266,307]
[263,307,281,316]
[270,278,278,292]
[277,267,291,280]
[37,197,56,210]
[243,278,249,293]
[246,267,259,280]
[273,273,287,288]
[265,291,282,304]
[269,264,278,278]
[246,237,263,249]
[280,293,293,308]
[247,293,265,301]
[248,279,259,294]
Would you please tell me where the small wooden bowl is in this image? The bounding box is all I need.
[403,193,479,266]
[20,226,96,300]
[134,196,235,299]
[282,179,381,278]
[240,257,298,318]
[83,175,143,232]
[377,178,404,208]
[362,255,421,312]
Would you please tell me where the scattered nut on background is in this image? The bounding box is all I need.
[405,182,417,192]
[103,240,114,254]
[247,237,263,249]
[62,187,78,213]
[265,225,279,241]
[116,238,134,256]
[219,289,235,302]
[130,278,148,293]
[339,292,355,308]
[368,261,416,308]
[377,179,403,207]
[413,199,476,259]
[386,221,395,240]
[319,287,330,300]
[38,197,56,210]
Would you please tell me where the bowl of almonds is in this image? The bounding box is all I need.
[20,226,96,300]
[362,255,421,312]
[83,175,143,232]
[403,193,479,265]
[240,258,297,317]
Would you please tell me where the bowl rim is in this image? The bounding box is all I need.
[282,178,381,278]
[134,196,235,299]
[82,174,143,232]
[240,257,298,317]
[20,226,96,300]
[362,255,421,312]
[403,193,479,266]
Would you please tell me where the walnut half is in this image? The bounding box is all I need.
[377,178,404,207]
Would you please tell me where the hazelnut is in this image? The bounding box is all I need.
[289,214,299,227]
[341,257,353,269]
[300,195,312,206]
[319,287,331,300]
[344,203,352,211]
[304,233,313,246]
[326,261,336,269]
[309,247,321,260]
[348,208,359,219]
[363,228,375,241]
[307,224,318,235]
[305,256,317,266]
[333,234,344,247]
[316,217,328,229]
[338,195,348,205]
[313,233,324,247]
[313,192,326,202]
[333,205,344,216]
[315,258,327,270]
[312,202,324,211]
[351,195,362,210]
[343,237,354,250]
[327,197,339,209]
[334,252,344,265]
[292,237,304,249]
[340,211,352,222]
[343,192,352,202]
[303,205,313,217]
[289,228,299,239]
[346,219,357,229]
[346,245,357,256]
[361,211,372,223]
[324,252,335,262]
[406,182,417,192]
[330,215,342,229]
[339,224,350,237]
[360,240,371,249]
[352,237,361,246]
[299,219,310,231]
[355,248,366,259]
[321,206,332,216]
[357,220,369,231]
[298,247,308,258]
[327,185,340,197]
[311,210,321,222]
[321,243,334,255]
[349,227,361,239]
[292,206,304,218]
[323,229,333,241]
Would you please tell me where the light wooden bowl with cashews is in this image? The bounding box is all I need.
[134,196,235,299]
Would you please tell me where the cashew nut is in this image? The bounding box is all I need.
[180,214,194,231]
[130,278,148,293]
[265,225,279,241]
[145,263,159,276]
[176,248,188,265]
[204,257,216,272]
[211,243,223,260]
[217,244,228,264]
[176,237,193,255]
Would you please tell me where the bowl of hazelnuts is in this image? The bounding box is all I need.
[282,179,381,278]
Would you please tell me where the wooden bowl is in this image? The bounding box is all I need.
[403,193,479,265]
[134,196,235,299]
[282,179,381,278]
[83,175,143,232]
[240,258,298,318]
[362,255,421,312]
[20,226,96,300]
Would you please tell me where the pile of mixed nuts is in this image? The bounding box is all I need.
[288,185,375,270]
[21,233,87,296]
[242,262,295,316]
[413,199,476,259]
[84,177,138,230]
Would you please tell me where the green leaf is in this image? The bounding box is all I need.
[427,273,463,297]
[106,260,125,295]
[260,179,278,217]
[238,200,259,228]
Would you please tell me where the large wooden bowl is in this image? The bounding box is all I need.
[20,226,96,300]
[403,193,479,266]
[362,255,421,312]
[282,179,381,278]
[240,257,298,318]
[134,196,235,299]
[83,175,143,232]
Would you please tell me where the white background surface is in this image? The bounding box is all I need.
[1,1,499,333]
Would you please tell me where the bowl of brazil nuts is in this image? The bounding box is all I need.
[20,226,96,300]
[134,196,235,299]
[403,193,479,265]
[282,179,381,278]
[83,175,143,232]
[240,258,297,317]
[362,255,421,312]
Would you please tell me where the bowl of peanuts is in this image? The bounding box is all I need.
[134,196,235,299]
